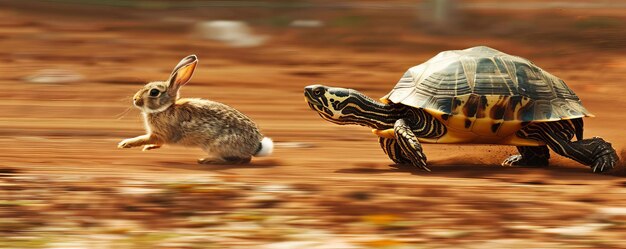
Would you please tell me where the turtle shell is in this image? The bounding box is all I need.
[382,46,592,122]
[381,46,592,145]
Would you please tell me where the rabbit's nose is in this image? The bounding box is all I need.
[134,98,144,107]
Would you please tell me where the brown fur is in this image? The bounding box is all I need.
[118,55,265,163]
[147,98,263,157]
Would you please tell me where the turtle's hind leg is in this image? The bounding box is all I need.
[502,146,550,167]
[565,137,617,173]
[394,119,429,171]
[518,119,618,173]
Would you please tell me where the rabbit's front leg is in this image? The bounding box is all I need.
[118,134,161,149]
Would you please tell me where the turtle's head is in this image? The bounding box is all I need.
[304,85,351,124]
[304,84,394,128]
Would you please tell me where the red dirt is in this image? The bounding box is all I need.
[1,2,626,248]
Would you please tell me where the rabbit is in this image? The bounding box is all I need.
[118,55,273,164]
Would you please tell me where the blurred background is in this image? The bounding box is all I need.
[1,0,626,248]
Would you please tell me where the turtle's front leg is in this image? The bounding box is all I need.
[394,119,429,171]
[378,137,411,165]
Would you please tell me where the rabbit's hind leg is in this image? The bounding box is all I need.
[198,156,251,165]
[199,141,253,165]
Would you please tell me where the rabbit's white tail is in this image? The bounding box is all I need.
[254,137,274,157]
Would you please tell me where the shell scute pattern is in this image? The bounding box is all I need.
[383,46,592,125]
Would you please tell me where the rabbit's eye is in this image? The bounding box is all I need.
[149,89,160,97]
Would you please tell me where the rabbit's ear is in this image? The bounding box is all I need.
[167,55,198,91]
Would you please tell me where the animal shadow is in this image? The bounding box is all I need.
[156,159,281,171]
[337,160,625,182]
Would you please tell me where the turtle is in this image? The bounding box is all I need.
[304,46,618,173]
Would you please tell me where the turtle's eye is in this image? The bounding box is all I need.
[313,88,324,96]
[149,89,160,97]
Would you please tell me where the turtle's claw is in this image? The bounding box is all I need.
[589,137,618,173]
[501,150,549,168]
[418,164,431,172]
[413,150,430,172]
[591,152,617,173]
[502,155,523,167]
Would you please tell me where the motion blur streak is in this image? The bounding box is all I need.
[0,0,625,248]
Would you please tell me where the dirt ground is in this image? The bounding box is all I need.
[1,1,626,248]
